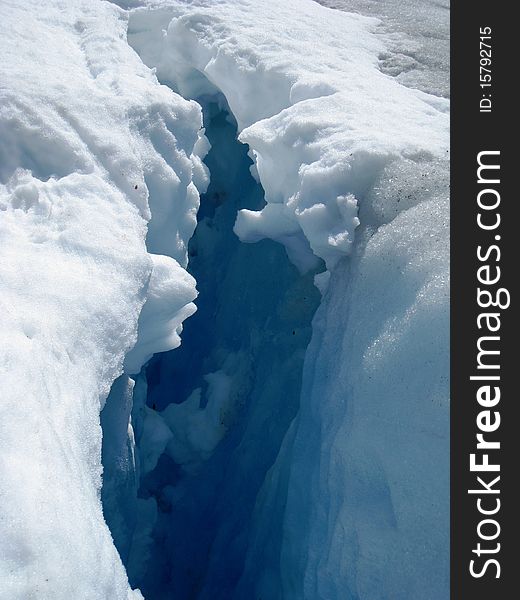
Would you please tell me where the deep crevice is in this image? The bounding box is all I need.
[102,103,321,599]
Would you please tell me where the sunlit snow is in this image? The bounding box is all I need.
[1,0,449,599]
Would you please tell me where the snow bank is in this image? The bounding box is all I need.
[128,0,448,271]
[0,1,208,597]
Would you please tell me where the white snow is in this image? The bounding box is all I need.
[316,0,450,98]
[0,1,207,598]
[1,0,449,598]
[124,254,197,375]
[128,0,448,271]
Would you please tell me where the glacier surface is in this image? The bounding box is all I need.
[1,0,449,599]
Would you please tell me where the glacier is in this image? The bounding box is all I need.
[0,0,449,599]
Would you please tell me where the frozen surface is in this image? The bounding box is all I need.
[316,0,450,97]
[1,0,449,598]
[274,195,449,599]
[0,1,207,598]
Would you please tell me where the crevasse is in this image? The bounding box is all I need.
[1,0,449,599]
[102,104,321,598]
[113,2,449,598]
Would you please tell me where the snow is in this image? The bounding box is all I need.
[128,0,448,271]
[0,1,207,598]
[116,2,449,597]
[316,0,450,98]
[124,1,449,598]
[124,254,198,375]
[1,0,448,598]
